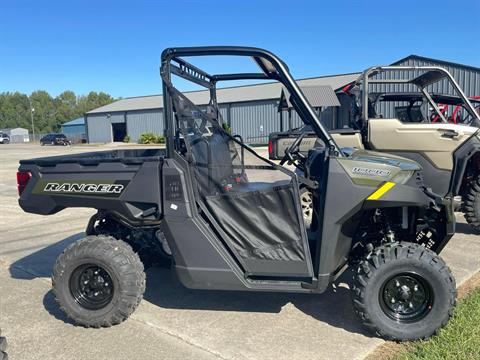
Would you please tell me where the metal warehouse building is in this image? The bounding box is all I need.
[0,127,29,143]
[85,73,359,144]
[61,117,86,143]
[370,55,480,119]
[85,55,480,144]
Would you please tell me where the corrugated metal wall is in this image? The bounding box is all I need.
[284,107,337,131]
[87,110,164,143]
[2,128,29,143]
[126,109,163,142]
[62,124,85,135]
[230,100,280,144]
[85,57,479,144]
[87,101,338,144]
[219,105,229,123]
[396,57,480,97]
[371,57,480,119]
[110,113,125,123]
[86,114,113,143]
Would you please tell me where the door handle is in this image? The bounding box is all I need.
[441,130,462,139]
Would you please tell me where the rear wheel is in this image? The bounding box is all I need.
[352,242,456,340]
[300,188,313,227]
[52,235,145,327]
[463,175,480,233]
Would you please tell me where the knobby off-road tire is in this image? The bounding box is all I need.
[52,235,146,328]
[463,175,480,233]
[352,242,456,341]
[0,328,7,360]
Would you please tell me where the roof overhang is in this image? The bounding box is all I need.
[279,85,340,111]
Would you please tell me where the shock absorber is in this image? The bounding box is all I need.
[376,209,395,243]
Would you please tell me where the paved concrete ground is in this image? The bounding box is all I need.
[0,144,479,360]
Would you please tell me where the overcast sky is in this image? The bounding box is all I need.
[1,0,479,98]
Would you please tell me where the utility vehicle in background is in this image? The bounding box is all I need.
[332,66,480,232]
[18,47,457,341]
[271,66,480,232]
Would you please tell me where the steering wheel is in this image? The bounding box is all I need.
[280,132,307,170]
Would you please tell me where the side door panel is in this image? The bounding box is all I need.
[368,119,476,171]
[330,131,365,149]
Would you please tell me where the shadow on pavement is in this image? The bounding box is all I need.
[456,222,479,236]
[143,267,372,337]
[10,235,372,337]
[8,232,84,279]
[43,290,75,325]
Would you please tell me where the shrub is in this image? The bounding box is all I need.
[123,135,130,143]
[139,133,165,144]
[222,122,232,135]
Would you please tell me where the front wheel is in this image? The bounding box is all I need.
[52,235,146,328]
[352,242,456,341]
[463,175,480,233]
[0,328,7,360]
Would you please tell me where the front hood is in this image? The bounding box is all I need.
[337,149,421,186]
[347,149,421,171]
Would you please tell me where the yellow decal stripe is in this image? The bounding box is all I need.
[367,181,396,200]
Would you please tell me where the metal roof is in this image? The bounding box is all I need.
[86,73,360,114]
[392,55,480,73]
[62,117,85,126]
[0,127,29,134]
[279,85,340,110]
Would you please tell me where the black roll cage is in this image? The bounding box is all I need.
[160,46,341,158]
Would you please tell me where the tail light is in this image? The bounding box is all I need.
[268,139,273,155]
[17,171,32,196]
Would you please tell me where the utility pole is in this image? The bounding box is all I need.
[28,97,35,142]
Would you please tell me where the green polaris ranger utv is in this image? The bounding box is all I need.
[17,47,457,341]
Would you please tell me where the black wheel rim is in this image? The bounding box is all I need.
[380,272,434,323]
[69,264,114,310]
[301,191,313,222]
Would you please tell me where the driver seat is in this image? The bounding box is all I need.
[190,128,237,195]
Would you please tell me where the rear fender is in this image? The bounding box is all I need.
[450,134,480,195]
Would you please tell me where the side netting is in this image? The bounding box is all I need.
[166,84,309,267]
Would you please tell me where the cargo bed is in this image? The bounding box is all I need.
[19,148,166,166]
[18,148,166,221]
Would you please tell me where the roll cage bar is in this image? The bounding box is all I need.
[160,46,342,158]
[358,66,480,124]
[370,93,480,106]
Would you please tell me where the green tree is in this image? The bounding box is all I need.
[54,91,79,128]
[0,90,116,133]
[0,92,30,130]
[30,90,56,132]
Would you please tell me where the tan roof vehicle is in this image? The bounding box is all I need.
[331,66,480,232]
